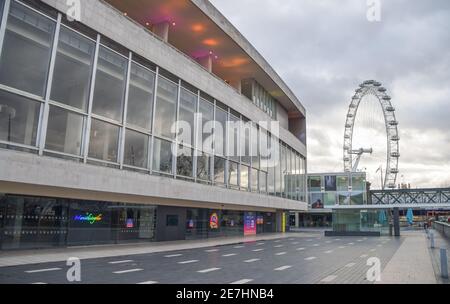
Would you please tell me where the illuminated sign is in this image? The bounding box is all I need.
[74,213,102,224]
[209,212,219,229]
[244,213,257,236]
[126,219,134,228]
[257,216,264,225]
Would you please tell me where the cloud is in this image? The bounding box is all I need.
[211,0,450,188]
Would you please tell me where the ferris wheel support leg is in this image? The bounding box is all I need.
[393,208,400,237]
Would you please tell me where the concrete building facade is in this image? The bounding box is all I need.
[0,0,307,250]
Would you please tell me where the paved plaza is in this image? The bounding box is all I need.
[0,230,440,284]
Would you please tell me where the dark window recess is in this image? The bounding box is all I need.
[166,215,179,226]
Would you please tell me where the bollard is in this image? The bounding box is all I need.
[430,231,435,248]
[440,248,449,279]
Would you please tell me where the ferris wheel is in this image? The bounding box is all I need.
[343,80,400,189]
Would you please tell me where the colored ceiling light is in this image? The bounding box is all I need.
[203,38,218,46]
[192,24,204,32]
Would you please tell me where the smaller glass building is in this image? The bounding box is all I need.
[307,172,368,209]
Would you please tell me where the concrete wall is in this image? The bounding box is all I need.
[40,0,306,158]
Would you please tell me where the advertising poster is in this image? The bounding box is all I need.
[209,212,219,230]
[244,212,257,236]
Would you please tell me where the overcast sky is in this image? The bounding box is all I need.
[211,0,450,189]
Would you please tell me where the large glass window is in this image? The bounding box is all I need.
[280,144,287,197]
[351,175,365,191]
[198,98,213,154]
[176,144,193,178]
[92,46,127,121]
[228,161,239,189]
[51,27,95,111]
[152,137,173,174]
[88,119,119,162]
[123,129,148,168]
[154,76,177,139]
[196,151,211,182]
[337,175,349,191]
[227,114,239,162]
[267,166,275,196]
[126,63,155,130]
[178,88,196,146]
[240,120,251,165]
[259,170,267,193]
[251,123,259,169]
[214,156,226,185]
[240,164,249,191]
[0,2,55,97]
[251,168,258,192]
[309,176,322,192]
[0,90,40,146]
[45,105,84,155]
[214,106,227,156]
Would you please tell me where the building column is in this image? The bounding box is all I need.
[393,207,400,237]
[295,212,300,228]
[196,55,213,73]
[152,21,170,42]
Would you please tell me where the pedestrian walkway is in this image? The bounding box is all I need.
[377,231,436,284]
[428,229,450,284]
[0,232,317,267]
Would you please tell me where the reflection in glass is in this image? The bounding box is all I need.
[178,88,196,146]
[198,98,213,153]
[88,119,119,162]
[241,121,251,165]
[214,156,226,185]
[0,2,55,96]
[251,123,259,169]
[251,168,258,192]
[196,151,211,181]
[124,129,148,168]
[267,166,275,196]
[308,176,321,192]
[154,77,177,139]
[176,145,193,178]
[92,46,127,121]
[228,161,239,188]
[0,90,40,146]
[51,27,95,111]
[337,176,349,191]
[152,137,173,174]
[214,107,227,156]
[126,63,155,130]
[228,114,239,162]
[351,175,365,191]
[240,165,249,191]
[46,106,84,155]
[259,170,267,193]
